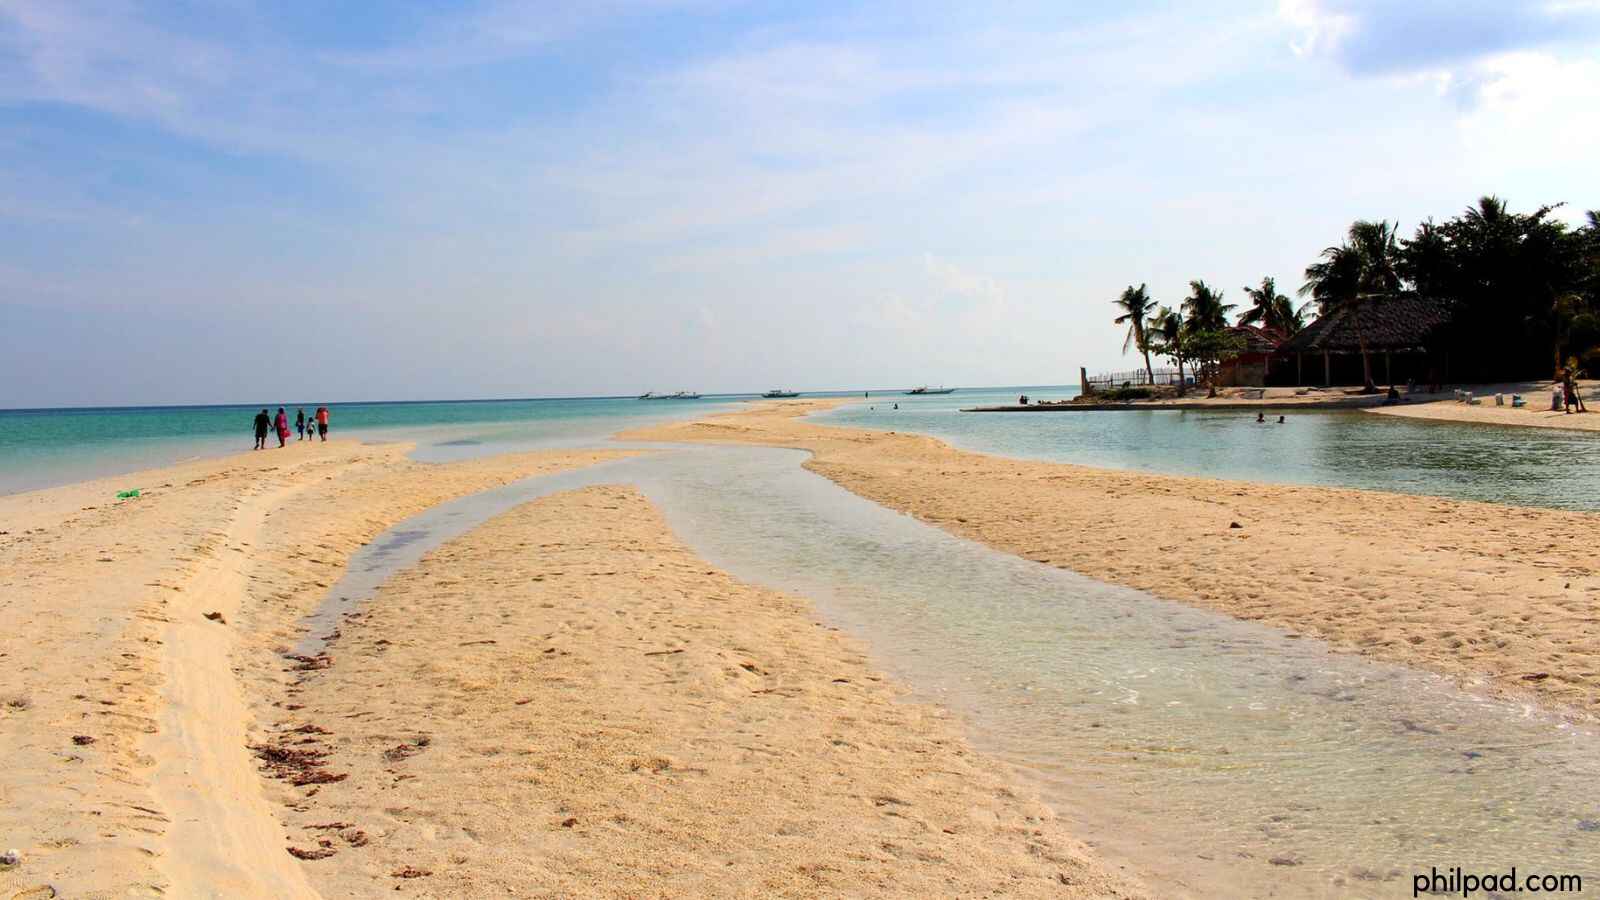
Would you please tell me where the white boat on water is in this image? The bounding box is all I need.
[762,389,800,398]
[639,391,703,400]
[904,386,957,395]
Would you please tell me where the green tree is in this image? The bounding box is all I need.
[1301,220,1400,392]
[1113,283,1157,386]
[1181,280,1234,332]
[1398,197,1596,379]
[1274,295,1306,335]
[1238,277,1303,335]
[1180,281,1238,391]
[1149,305,1187,394]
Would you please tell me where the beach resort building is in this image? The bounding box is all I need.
[1276,295,1454,387]
[1213,324,1286,387]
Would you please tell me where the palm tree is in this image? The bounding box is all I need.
[1150,305,1187,394]
[1465,195,1511,231]
[1182,280,1234,332]
[1273,294,1306,336]
[1180,281,1236,392]
[1349,219,1402,295]
[1238,277,1301,334]
[1113,284,1157,386]
[1301,219,1401,392]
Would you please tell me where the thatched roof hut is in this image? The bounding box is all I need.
[1228,324,1286,354]
[1279,295,1454,386]
[1213,325,1287,387]
[1281,295,1452,354]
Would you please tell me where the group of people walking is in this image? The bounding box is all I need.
[253,406,330,450]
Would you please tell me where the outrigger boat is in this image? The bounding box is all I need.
[762,389,800,398]
[904,386,957,395]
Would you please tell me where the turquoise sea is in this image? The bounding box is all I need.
[0,395,749,494]
[7,385,1600,511]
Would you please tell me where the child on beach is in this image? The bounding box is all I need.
[295,408,307,440]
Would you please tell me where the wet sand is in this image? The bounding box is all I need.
[264,486,1145,898]
[624,399,1600,718]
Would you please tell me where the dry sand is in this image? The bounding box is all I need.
[623,400,1600,718]
[262,486,1145,898]
[1369,397,1600,431]
[1362,379,1600,431]
[0,441,629,898]
[3,437,1144,898]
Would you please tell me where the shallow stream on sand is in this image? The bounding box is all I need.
[299,445,1600,898]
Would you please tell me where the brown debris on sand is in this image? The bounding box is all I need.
[285,653,332,671]
[382,736,431,763]
[253,743,349,787]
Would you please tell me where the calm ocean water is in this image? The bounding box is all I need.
[821,385,1600,511]
[9,385,1600,511]
[0,395,751,495]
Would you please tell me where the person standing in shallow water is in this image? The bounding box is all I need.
[253,408,271,450]
[274,407,290,448]
[295,408,307,441]
[315,405,329,441]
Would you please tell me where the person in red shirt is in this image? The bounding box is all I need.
[315,406,330,441]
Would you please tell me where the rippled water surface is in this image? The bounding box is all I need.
[304,446,1600,898]
[822,386,1600,511]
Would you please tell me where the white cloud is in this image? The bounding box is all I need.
[1455,52,1600,179]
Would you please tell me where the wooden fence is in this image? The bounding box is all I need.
[1085,367,1188,387]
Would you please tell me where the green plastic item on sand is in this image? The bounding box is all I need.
[116,489,141,500]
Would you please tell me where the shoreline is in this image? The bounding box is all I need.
[7,399,1597,894]
[1,436,1146,897]
[1366,398,1600,432]
[962,380,1600,434]
[622,399,1600,720]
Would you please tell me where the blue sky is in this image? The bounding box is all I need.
[3,0,1598,406]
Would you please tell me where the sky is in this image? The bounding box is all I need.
[2,0,1598,406]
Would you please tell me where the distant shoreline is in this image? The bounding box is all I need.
[968,379,1600,433]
